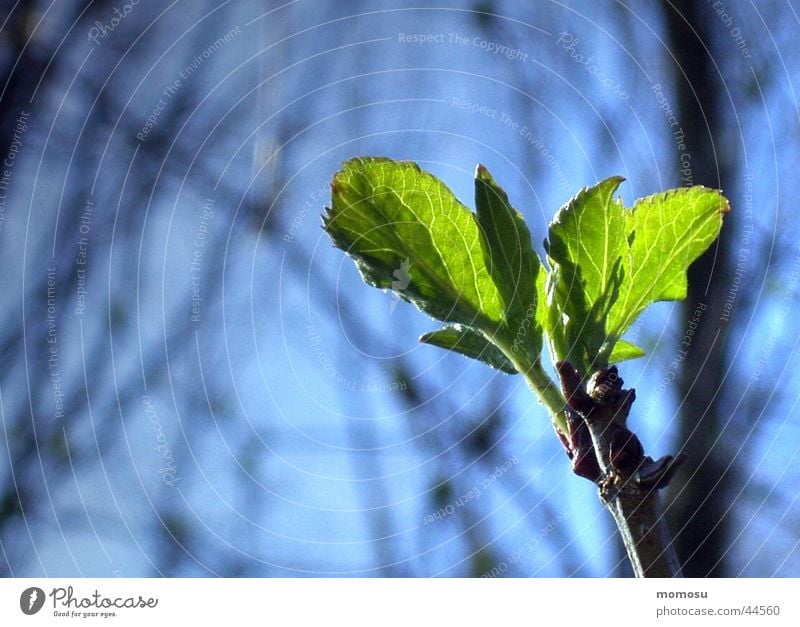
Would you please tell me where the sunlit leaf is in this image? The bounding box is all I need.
[324,157,546,374]
[420,324,517,374]
[608,338,646,364]
[545,177,627,372]
[474,164,544,361]
[324,157,504,328]
[609,186,730,345]
[546,178,729,374]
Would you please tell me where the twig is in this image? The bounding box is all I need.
[555,361,686,577]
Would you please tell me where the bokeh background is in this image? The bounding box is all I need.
[1,0,799,577]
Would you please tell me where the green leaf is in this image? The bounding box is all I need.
[420,325,517,374]
[545,176,627,372]
[607,186,730,350]
[324,157,548,376]
[324,157,504,329]
[608,339,646,364]
[474,164,544,361]
[535,265,549,353]
[546,178,729,374]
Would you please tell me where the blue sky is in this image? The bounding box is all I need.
[2,0,799,577]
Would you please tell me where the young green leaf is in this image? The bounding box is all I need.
[605,186,730,356]
[324,157,504,329]
[608,338,646,363]
[545,178,729,374]
[545,176,627,374]
[324,157,549,379]
[474,164,544,362]
[420,325,517,374]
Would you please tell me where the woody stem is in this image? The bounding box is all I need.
[558,361,683,577]
[604,487,682,577]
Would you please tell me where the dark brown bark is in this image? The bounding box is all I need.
[662,0,736,577]
[557,362,684,577]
